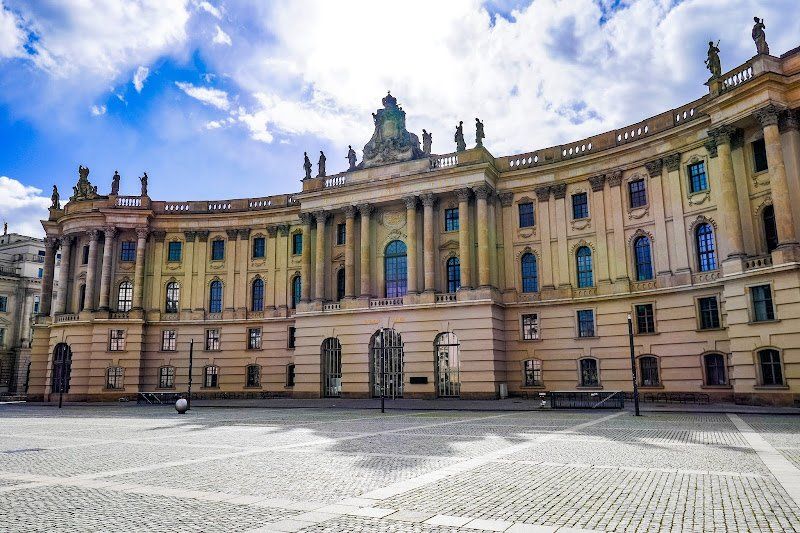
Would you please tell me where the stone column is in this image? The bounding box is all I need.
[84,230,100,311]
[98,227,116,310]
[276,225,290,308]
[456,188,472,289]
[663,153,691,273]
[404,196,419,293]
[224,229,238,310]
[193,231,209,311]
[299,213,313,302]
[607,172,628,281]
[535,186,554,289]
[182,231,196,311]
[358,204,373,297]
[421,194,436,292]
[236,229,250,311]
[488,193,499,287]
[343,206,356,298]
[39,236,58,316]
[755,104,799,251]
[498,192,515,291]
[150,231,165,312]
[588,175,610,284]
[473,184,491,288]
[131,228,148,309]
[266,226,278,308]
[645,159,672,277]
[708,126,745,260]
[551,183,568,287]
[314,212,328,302]
[53,235,73,314]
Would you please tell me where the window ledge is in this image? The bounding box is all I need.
[696,327,726,332]
[574,336,599,340]
[520,385,546,390]
[701,384,732,389]
[520,338,542,343]
[243,386,262,390]
[155,387,176,391]
[638,384,664,389]
[749,319,780,325]
[753,385,789,390]
[200,386,219,390]
[635,332,659,336]
[576,385,603,390]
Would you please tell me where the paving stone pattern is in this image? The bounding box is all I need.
[0,405,799,532]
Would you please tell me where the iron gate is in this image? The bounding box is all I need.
[51,343,72,394]
[371,328,403,398]
[434,332,461,397]
[321,337,342,397]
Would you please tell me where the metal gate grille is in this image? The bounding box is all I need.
[51,343,72,393]
[321,338,342,397]
[435,332,460,397]
[371,328,403,398]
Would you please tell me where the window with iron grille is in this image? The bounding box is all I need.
[288,326,296,349]
[211,240,225,261]
[628,179,647,208]
[518,202,535,228]
[577,309,595,338]
[579,358,599,386]
[751,284,775,322]
[246,364,261,387]
[635,304,655,334]
[523,359,542,386]
[639,356,659,386]
[205,329,220,350]
[109,329,126,351]
[203,365,219,388]
[161,330,176,351]
[168,241,182,262]
[698,296,720,329]
[572,193,588,219]
[252,237,265,258]
[336,223,346,245]
[165,282,180,313]
[106,366,124,389]
[521,313,539,340]
[704,353,727,386]
[248,328,262,350]
[120,241,136,261]
[688,161,708,193]
[292,233,303,255]
[752,139,768,173]
[158,366,175,388]
[444,208,459,231]
[758,349,783,386]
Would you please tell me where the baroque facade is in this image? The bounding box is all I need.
[29,43,800,405]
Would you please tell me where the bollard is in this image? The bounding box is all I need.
[175,398,188,414]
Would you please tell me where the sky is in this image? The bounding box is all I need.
[1,0,799,237]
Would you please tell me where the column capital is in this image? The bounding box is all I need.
[753,103,785,128]
[151,230,166,243]
[197,230,210,242]
[357,203,373,217]
[644,159,663,178]
[403,195,418,209]
[87,229,101,241]
[238,228,251,240]
[607,170,623,187]
[704,139,718,158]
[455,187,471,202]
[343,205,357,218]
[60,234,75,247]
[136,227,149,240]
[498,191,514,207]
[534,185,551,202]
[299,212,314,226]
[184,230,197,242]
[779,109,799,133]
[104,226,117,239]
[226,229,239,240]
[266,225,278,237]
[588,175,606,192]
[664,153,681,172]
[313,211,329,225]
[551,182,567,199]
[472,183,492,200]
[708,124,735,145]
[420,193,437,207]
[277,224,290,237]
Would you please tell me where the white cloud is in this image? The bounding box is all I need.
[90,104,106,116]
[133,65,150,92]
[212,25,231,46]
[0,1,25,58]
[175,81,230,110]
[0,176,50,237]
[196,0,222,19]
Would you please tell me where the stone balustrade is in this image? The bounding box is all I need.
[434,293,456,303]
[721,62,754,92]
[430,153,459,169]
[54,313,79,323]
[324,174,347,188]
[322,302,341,311]
[109,311,129,319]
[369,297,403,308]
[115,196,142,208]
[744,255,773,270]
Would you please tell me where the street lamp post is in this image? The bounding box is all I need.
[627,313,640,416]
[187,338,194,411]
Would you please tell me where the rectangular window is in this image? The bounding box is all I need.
[521,313,539,340]
[444,208,459,232]
[38,268,43,278]
[751,284,775,322]
[106,367,124,390]
[292,233,303,255]
[752,138,768,173]
[161,330,177,351]
[34,296,40,314]
[628,179,647,208]
[579,359,599,387]
[82,245,90,265]
[286,363,296,387]
[159,366,175,388]
[572,193,589,219]
[211,240,225,261]
[577,309,595,338]
[523,359,542,387]
[288,326,296,349]
[167,241,182,262]
[518,202,535,228]
[204,366,219,388]
[336,223,346,246]
[205,329,221,350]
[698,296,720,329]
[688,161,708,193]
[635,304,656,334]
[252,237,266,258]
[0,295,7,312]
[120,241,136,261]
[246,365,261,388]
[248,327,262,350]
[109,329,126,351]
[639,357,660,387]
[0,328,5,347]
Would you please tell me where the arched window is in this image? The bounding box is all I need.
[291,276,301,309]
[696,223,717,272]
[384,240,407,298]
[336,268,345,301]
[251,278,264,311]
[521,253,538,293]
[638,356,659,386]
[78,284,86,312]
[209,280,223,313]
[165,282,180,313]
[633,236,653,281]
[446,257,461,293]
[758,349,783,386]
[117,281,133,311]
[703,353,727,386]
[576,246,593,288]
[763,205,778,253]
[106,366,124,390]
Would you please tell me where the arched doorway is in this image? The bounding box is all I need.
[51,343,72,394]
[370,328,403,398]
[321,337,342,397]
[434,332,460,397]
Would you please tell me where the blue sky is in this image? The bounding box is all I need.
[1,0,799,236]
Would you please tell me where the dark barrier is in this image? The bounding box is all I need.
[550,390,624,409]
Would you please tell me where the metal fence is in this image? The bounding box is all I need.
[550,390,624,409]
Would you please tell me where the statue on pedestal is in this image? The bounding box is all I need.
[422,129,432,155]
[454,121,466,152]
[705,40,721,79]
[110,171,120,195]
[752,17,769,55]
[303,152,312,180]
[51,185,60,209]
[360,92,424,168]
[346,146,357,171]
[140,172,148,196]
[475,118,485,147]
[318,151,326,177]
[70,165,100,201]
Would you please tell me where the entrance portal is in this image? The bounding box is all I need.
[370,328,403,398]
[321,337,342,397]
[434,332,461,397]
[51,343,72,394]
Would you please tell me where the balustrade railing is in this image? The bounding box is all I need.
[430,153,458,169]
[110,311,129,319]
[744,255,773,270]
[630,280,657,292]
[369,297,403,308]
[692,270,721,284]
[116,196,142,208]
[434,293,456,303]
[324,175,347,188]
[54,313,79,323]
[323,302,341,311]
[721,62,754,92]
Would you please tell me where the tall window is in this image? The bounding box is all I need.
[633,236,653,281]
[635,303,655,334]
[203,365,219,388]
[117,281,133,311]
[209,280,223,313]
[292,233,303,255]
[521,313,539,340]
[444,208,459,232]
[446,257,461,293]
[167,241,182,262]
[82,245,89,264]
[698,296,721,329]
[252,237,266,258]
[158,366,175,388]
[161,330,177,351]
[384,240,407,298]
[109,329,126,351]
[246,364,261,387]
[752,138,768,173]
[0,296,6,312]
[688,161,708,193]
[704,353,727,386]
[577,309,595,338]
[251,278,264,311]
[34,295,40,314]
[288,326,296,349]
[248,328,262,350]
[521,253,538,293]
[120,241,136,261]
[523,359,542,386]
[576,246,593,288]
[205,329,220,350]
[628,179,647,208]
[579,358,599,387]
[518,202,535,228]
[336,269,345,301]
[639,356,659,386]
[751,284,774,322]
[106,366,124,389]
[758,349,783,386]
[78,284,86,312]
[763,205,778,253]
[695,223,716,272]
[336,223,346,245]
[286,363,296,386]
[572,193,588,219]
[291,276,301,308]
[165,282,180,313]
[211,240,225,261]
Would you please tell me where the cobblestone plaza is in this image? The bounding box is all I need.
[1,405,799,532]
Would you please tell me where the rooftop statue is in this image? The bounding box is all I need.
[303,152,312,180]
[752,17,769,55]
[318,151,326,177]
[360,92,424,169]
[475,118,485,148]
[347,145,357,171]
[140,172,148,196]
[454,121,466,152]
[705,40,721,79]
[70,165,100,201]
[110,170,120,195]
[51,185,60,209]
[422,129,432,155]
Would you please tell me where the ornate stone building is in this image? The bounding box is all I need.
[28,42,800,405]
